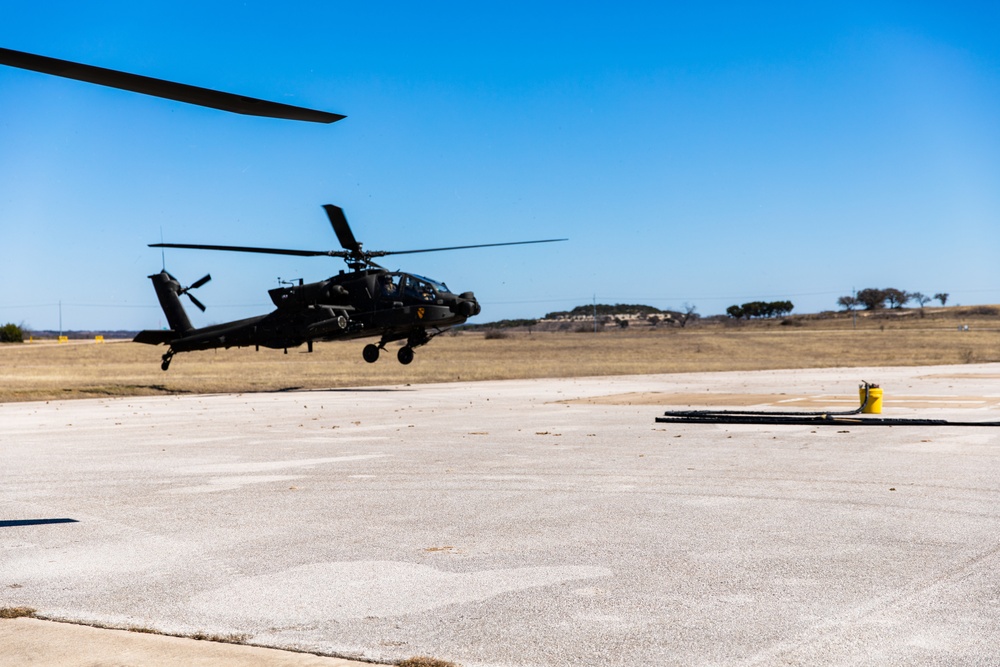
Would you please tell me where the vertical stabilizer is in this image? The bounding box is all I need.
[149,271,194,334]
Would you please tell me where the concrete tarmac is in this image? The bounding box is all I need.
[2,365,1000,666]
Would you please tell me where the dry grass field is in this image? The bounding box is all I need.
[2,307,998,403]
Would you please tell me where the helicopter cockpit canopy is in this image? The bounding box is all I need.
[382,272,450,302]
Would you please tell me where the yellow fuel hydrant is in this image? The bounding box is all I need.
[860,383,883,414]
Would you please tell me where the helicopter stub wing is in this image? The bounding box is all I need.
[0,47,345,124]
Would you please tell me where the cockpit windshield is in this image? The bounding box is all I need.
[385,272,449,302]
[409,273,449,294]
[380,272,450,302]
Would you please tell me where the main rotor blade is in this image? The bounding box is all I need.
[151,237,567,261]
[376,238,569,257]
[0,47,345,124]
[150,242,346,258]
[322,204,361,254]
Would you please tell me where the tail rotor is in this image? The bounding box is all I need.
[172,272,212,312]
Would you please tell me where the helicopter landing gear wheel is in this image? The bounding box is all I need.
[362,343,380,363]
[160,350,174,372]
[397,346,414,365]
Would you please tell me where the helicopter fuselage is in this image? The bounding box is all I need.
[135,268,481,369]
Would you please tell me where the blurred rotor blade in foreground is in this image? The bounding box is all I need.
[0,47,345,124]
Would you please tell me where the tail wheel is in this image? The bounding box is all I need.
[397,346,414,365]
[362,343,380,363]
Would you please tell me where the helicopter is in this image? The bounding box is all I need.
[136,204,566,370]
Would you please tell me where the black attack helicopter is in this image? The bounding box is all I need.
[137,205,565,370]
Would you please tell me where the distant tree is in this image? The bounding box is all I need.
[856,288,887,310]
[934,292,949,306]
[911,292,931,308]
[882,287,910,308]
[742,301,766,318]
[0,323,24,343]
[773,300,794,317]
[728,301,793,319]
[647,315,661,327]
[837,295,859,311]
[883,288,909,309]
[678,303,699,328]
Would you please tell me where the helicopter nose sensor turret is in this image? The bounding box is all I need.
[456,292,481,317]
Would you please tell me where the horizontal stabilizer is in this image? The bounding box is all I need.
[133,329,176,346]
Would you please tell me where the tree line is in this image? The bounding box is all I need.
[725,301,794,319]
[1,323,24,343]
[837,289,948,311]
[544,304,666,319]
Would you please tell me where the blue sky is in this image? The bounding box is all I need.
[2,2,999,331]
